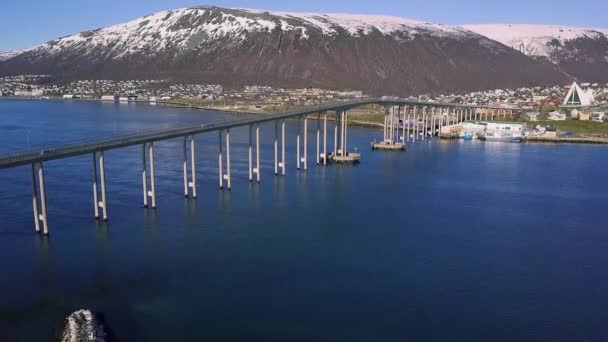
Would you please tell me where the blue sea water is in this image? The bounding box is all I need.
[0,99,607,341]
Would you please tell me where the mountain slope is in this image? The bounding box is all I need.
[0,51,22,62]
[464,24,608,82]
[0,7,571,95]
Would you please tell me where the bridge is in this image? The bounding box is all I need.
[0,98,521,235]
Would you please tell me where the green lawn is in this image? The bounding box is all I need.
[534,120,608,136]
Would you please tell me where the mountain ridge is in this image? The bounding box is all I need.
[2,6,606,95]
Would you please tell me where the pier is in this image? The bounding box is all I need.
[0,98,519,235]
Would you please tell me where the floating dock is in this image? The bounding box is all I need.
[329,153,361,163]
[371,142,406,151]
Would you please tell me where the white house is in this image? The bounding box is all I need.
[591,112,606,122]
[524,112,540,121]
[548,111,567,121]
[563,82,595,107]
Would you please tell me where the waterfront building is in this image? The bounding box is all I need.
[486,121,527,134]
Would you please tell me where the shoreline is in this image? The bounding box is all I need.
[1,97,606,145]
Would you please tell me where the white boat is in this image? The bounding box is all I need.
[481,132,522,142]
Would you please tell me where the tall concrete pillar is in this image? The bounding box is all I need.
[249,125,253,182]
[340,111,346,155]
[304,116,308,170]
[142,145,148,208]
[149,143,156,208]
[255,125,261,183]
[323,112,328,165]
[190,137,197,198]
[422,108,426,141]
[37,163,49,235]
[413,107,418,142]
[226,129,231,190]
[316,113,320,165]
[344,111,348,155]
[98,151,108,221]
[334,112,339,156]
[274,121,278,176]
[297,118,301,170]
[383,107,388,142]
[92,153,99,219]
[403,106,408,142]
[406,109,411,143]
[183,137,188,197]
[281,120,286,176]
[219,131,224,189]
[31,164,41,233]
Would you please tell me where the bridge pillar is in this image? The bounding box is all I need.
[31,163,49,234]
[218,131,224,189]
[92,153,99,219]
[323,112,328,165]
[249,125,253,182]
[274,121,278,176]
[142,145,147,207]
[403,106,407,142]
[316,113,320,165]
[304,116,308,170]
[383,108,388,143]
[226,129,231,190]
[340,111,345,155]
[406,108,411,143]
[148,143,157,208]
[413,107,418,142]
[432,108,436,137]
[422,108,426,141]
[296,117,301,170]
[281,120,286,176]
[183,136,197,198]
[334,112,339,156]
[183,137,188,197]
[190,136,197,198]
[255,125,261,183]
[342,111,348,156]
[491,109,495,121]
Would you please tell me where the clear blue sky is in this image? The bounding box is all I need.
[2,0,607,50]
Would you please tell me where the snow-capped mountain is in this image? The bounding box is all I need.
[0,51,22,62]
[0,6,588,95]
[464,24,608,60]
[465,24,608,82]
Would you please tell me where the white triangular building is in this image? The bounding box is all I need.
[563,82,595,106]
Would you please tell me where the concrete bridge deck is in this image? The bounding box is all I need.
[0,98,518,169]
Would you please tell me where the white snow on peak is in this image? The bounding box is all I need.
[0,50,22,62]
[242,9,471,38]
[24,6,481,60]
[463,24,608,58]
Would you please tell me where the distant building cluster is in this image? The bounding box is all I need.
[419,82,608,109]
[0,76,365,105]
[1,75,607,119]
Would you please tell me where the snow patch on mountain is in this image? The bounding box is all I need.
[463,24,608,58]
[21,6,483,61]
[244,9,472,38]
[0,50,22,62]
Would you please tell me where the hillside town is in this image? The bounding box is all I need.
[1,76,607,124]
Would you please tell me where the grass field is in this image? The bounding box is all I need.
[534,120,608,136]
